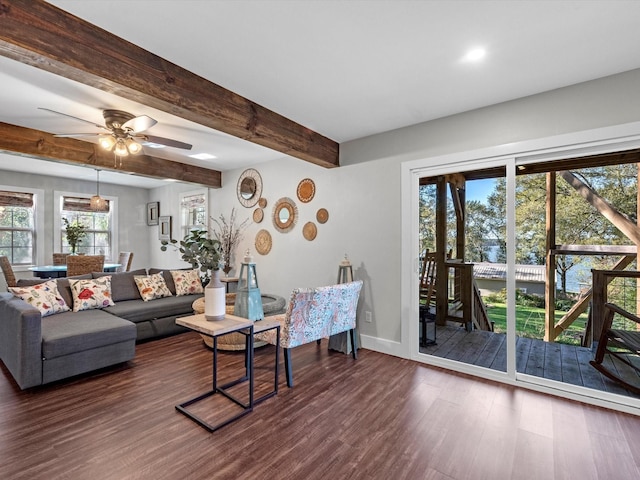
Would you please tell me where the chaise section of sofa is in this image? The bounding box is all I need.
[0,291,136,389]
[0,267,203,389]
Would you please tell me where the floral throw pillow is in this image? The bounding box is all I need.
[170,269,204,296]
[134,272,173,301]
[9,280,70,317]
[69,277,116,312]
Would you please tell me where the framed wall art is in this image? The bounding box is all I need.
[147,202,159,225]
[158,215,172,241]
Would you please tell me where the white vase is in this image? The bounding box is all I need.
[204,269,226,321]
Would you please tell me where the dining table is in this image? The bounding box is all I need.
[28,263,121,278]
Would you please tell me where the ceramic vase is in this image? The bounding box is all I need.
[204,269,226,321]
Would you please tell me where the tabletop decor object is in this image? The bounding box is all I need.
[212,208,249,276]
[204,269,226,321]
[234,250,264,322]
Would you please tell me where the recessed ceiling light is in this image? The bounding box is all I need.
[462,47,486,63]
[189,153,217,160]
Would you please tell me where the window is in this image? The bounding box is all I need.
[58,194,115,260]
[0,190,35,265]
[180,189,208,238]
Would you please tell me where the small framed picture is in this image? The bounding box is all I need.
[158,216,172,241]
[147,202,159,226]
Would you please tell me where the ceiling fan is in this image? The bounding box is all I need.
[39,107,193,156]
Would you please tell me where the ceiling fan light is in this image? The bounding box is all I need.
[126,138,143,154]
[99,135,116,150]
[114,139,129,156]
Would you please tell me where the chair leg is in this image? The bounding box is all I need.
[350,329,357,360]
[284,348,293,388]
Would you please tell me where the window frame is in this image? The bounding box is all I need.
[0,185,45,270]
[54,190,118,262]
[180,188,208,238]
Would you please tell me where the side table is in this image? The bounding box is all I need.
[175,314,280,432]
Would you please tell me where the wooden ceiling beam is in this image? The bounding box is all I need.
[0,122,222,188]
[0,0,339,169]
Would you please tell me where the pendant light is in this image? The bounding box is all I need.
[90,169,108,212]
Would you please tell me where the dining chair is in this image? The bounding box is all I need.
[0,255,18,288]
[116,252,134,272]
[52,253,69,266]
[66,255,105,277]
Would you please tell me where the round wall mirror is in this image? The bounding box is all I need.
[240,177,256,199]
[273,197,298,233]
[236,168,262,207]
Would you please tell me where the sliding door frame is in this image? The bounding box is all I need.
[401,121,640,415]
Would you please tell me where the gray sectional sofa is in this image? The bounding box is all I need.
[0,268,202,390]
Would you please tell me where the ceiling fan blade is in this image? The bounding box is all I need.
[38,107,108,130]
[122,115,157,133]
[53,133,102,138]
[139,134,193,150]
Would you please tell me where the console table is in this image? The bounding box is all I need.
[175,313,280,432]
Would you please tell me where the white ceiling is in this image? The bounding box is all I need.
[2,0,640,188]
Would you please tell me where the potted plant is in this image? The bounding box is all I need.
[161,228,225,320]
[160,228,222,284]
[63,218,87,254]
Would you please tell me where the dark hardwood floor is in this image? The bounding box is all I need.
[1,331,640,480]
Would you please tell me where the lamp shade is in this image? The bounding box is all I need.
[90,194,108,212]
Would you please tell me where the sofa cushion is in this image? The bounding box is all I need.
[170,269,204,296]
[148,268,193,295]
[104,294,202,323]
[93,269,146,302]
[41,309,136,359]
[69,277,116,312]
[56,274,93,307]
[134,272,173,301]
[8,280,70,317]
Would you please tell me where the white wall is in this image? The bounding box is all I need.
[152,68,640,352]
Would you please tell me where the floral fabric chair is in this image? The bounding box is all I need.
[257,280,363,387]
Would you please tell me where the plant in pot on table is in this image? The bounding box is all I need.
[63,218,87,254]
[160,229,226,320]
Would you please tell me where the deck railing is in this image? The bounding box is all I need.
[590,269,640,348]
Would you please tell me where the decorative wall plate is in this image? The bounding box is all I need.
[272,197,298,233]
[316,208,329,224]
[258,197,267,208]
[255,229,272,255]
[303,222,317,241]
[296,178,315,203]
[237,168,263,208]
[253,208,264,223]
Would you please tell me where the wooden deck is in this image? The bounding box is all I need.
[420,324,640,399]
